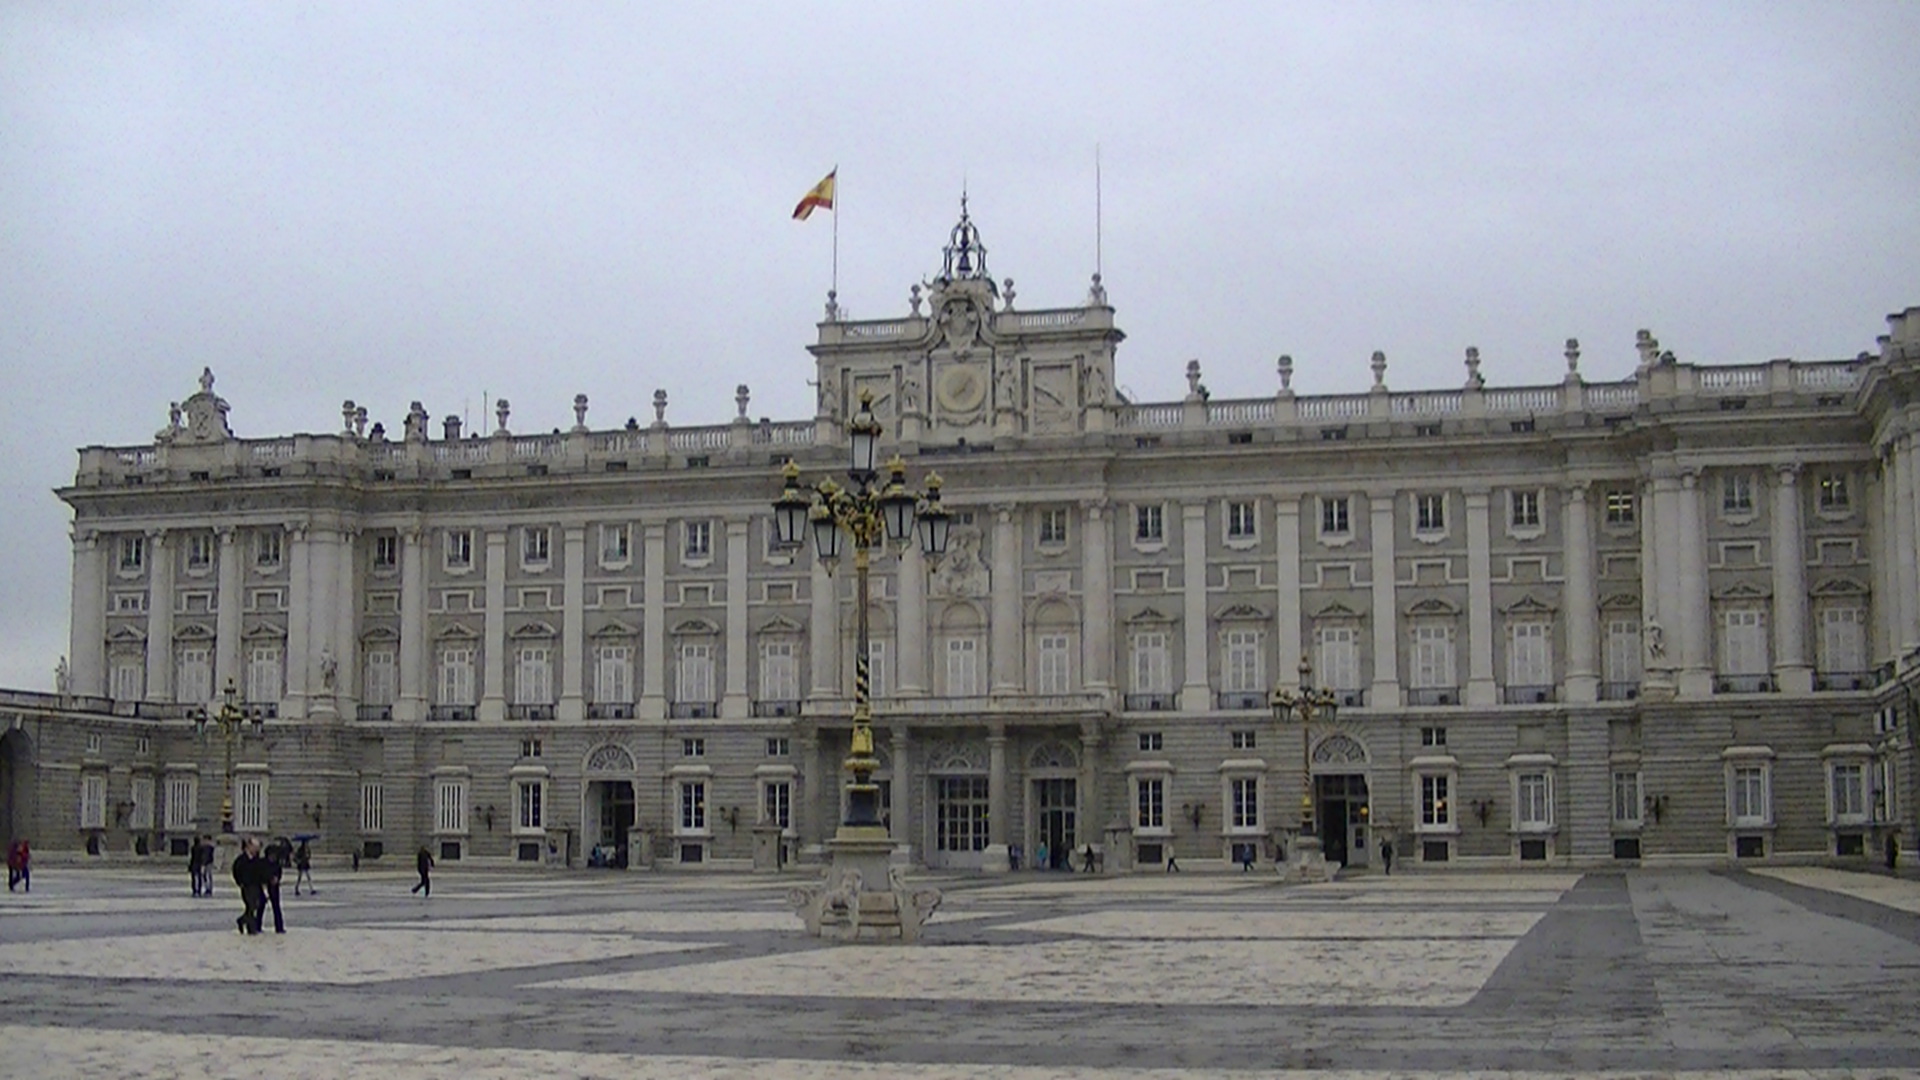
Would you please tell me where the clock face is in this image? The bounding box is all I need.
[938,364,987,413]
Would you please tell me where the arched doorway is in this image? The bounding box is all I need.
[1311,732,1370,868]
[0,728,35,852]
[1026,740,1079,869]
[582,744,637,868]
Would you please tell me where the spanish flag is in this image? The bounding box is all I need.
[792,169,836,221]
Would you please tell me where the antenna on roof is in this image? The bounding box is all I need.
[1095,143,1103,279]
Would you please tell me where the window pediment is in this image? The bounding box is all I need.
[241,622,287,640]
[1501,594,1556,616]
[435,622,480,641]
[361,626,400,643]
[1810,577,1868,597]
[1405,598,1459,618]
[1311,601,1364,621]
[591,619,639,639]
[671,618,720,636]
[1126,606,1175,626]
[756,614,806,635]
[510,620,558,639]
[1598,592,1641,611]
[1213,602,1268,622]
[1027,741,1079,770]
[107,625,148,643]
[1712,581,1771,601]
[173,622,215,640]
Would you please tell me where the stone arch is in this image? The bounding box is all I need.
[1311,733,1369,767]
[1027,740,1078,771]
[0,726,35,852]
[925,739,986,773]
[583,743,635,774]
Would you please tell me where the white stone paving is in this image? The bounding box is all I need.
[995,908,1544,939]
[1749,866,1920,915]
[0,928,711,984]
[358,909,990,934]
[10,1027,1915,1080]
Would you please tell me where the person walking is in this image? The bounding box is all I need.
[195,836,216,897]
[1380,838,1395,877]
[411,845,434,898]
[263,838,288,933]
[293,841,315,895]
[6,839,27,893]
[232,838,269,935]
[1036,840,1050,872]
[187,839,205,896]
[1165,849,1180,873]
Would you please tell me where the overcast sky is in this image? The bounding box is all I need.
[2,3,1917,690]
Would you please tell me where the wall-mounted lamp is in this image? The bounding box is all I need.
[302,802,325,828]
[1643,793,1667,825]
[1470,798,1496,827]
[721,806,740,833]
[1182,802,1205,829]
[474,804,497,832]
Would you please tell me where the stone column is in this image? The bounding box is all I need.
[68,530,105,696]
[332,529,359,718]
[285,527,311,715]
[1563,483,1599,702]
[479,528,507,722]
[1081,500,1113,692]
[214,530,242,698]
[1676,471,1713,697]
[1180,502,1212,711]
[984,722,1010,871]
[1368,492,1399,706]
[559,525,587,721]
[304,529,341,717]
[641,522,668,720]
[990,504,1023,695]
[723,518,750,718]
[1875,454,1900,667]
[897,543,928,696]
[809,559,840,699]
[1079,720,1104,851]
[1464,490,1497,706]
[1275,495,1303,691]
[797,725,823,858]
[890,726,913,862]
[1771,465,1812,693]
[1903,436,1920,657]
[145,531,173,702]
[396,527,427,722]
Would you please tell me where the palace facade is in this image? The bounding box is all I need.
[7,211,1920,872]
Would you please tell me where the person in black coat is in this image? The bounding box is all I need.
[262,837,289,933]
[411,845,434,897]
[231,838,270,935]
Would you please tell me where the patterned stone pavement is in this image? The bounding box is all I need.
[3,863,1920,1077]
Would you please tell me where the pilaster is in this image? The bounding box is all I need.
[640,522,667,720]
[68,530,105,696]
[145,531,173,702]
[331,528,359,718]
[285,526,311,716]
[1563,483,1599,702]
[304,529,341,718]
[890,726,913,863]
[1368,492,1400,707]
[984,722,1010,871]
[1464,490,1497,707]
[1904,437,1920,658]
[1770,465,1811,693]
[479,528,507,722]
[1081,500,1113,693]
[897,542,928,696]
[214,529,242,698]
[1676,470,1713,697]
[809,558,840,701]
[559,525,587,721]
[722,518,750,718]
[1275,496,1303,691]
[1179,502,1211,711]
[396,526,426,722]
[990,504,1023,695]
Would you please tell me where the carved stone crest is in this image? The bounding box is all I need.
[930,527,989,599]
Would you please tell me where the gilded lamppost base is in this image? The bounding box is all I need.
[788,826,942,943]
[1283,833,1336,883]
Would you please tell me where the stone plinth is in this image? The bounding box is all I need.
[1282,836,1336,883]
[789,826,941,943]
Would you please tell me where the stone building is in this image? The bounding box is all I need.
[8,208,1920,872]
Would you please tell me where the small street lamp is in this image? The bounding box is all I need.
[192,678,263,834]
[1270,657,1338,879]
[772,389,951,831]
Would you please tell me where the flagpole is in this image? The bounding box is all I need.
[831,166,840,304]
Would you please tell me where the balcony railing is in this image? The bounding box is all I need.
[356,704,393,721]
[428,705,476,722]
[242,702,278,720]
[1123,693,1176,712]
[1502,685,1557,705]
[1332,688,1367,708]
[586,702,634,719]
[1407,687,1460,707]
[670,701,715,719]
[1715,674,1779,694]
[753,699,801,717]
[1814,671,1880,692]
[1599,681,1641,701]
[507,704,555,721]
[1216,691,1267,711]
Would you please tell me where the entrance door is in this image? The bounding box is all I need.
[595,781,635,868]
[1315,773,1370,868]
[1034,777,1076,869]
[0,730,33,852]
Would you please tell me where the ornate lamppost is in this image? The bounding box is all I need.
[775,390,951,941]
[193,678,262,834]
[1270,657,1338,882]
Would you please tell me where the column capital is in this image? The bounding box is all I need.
[398,525,422,543]
[1775,462,1802,485]
[1462,486,1492,502]
[1077,497,1109,517]
[1181,501,1208,518]
[147,528,169,543]
[991,502,1019,522]
[725,518,750,536]
[1565,480,1592,501]
[216,527,237,543]
[988,721,1007,741]
[1680,469,1702,489]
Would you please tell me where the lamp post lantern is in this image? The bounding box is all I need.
[776,390,951,941]
[193,678,263,834]
[1270,657,1339,882]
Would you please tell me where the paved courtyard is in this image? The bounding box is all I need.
[3,862,1920,1078]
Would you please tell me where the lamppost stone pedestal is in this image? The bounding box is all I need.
[1283,831,1335,883]
[789,825,942,942]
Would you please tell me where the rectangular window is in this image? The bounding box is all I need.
[1721,609,1769,676]
[236,774,268,833]
[373,534,399,569]
[1037,633,1072,695]
[1315,625,1360,691]
[1832,762,1866,822]
[1226,500,1257,540]
[119,535,146,572]
[254,530,282,568]
[1138,731,1163,752]
[176,646,212,704]
[1819,473,1850,512]
[763,780,792,828]
[186,533,214,571]
[360,780,384,833]
[1516,772,1553,827]
[1819,607,1867,675]
[444,530,473,570]
[1415,493,1446,533]
[1421,774,1451,827]
[128,775,154,830]
[1136,777,1166,830]
[517,781,544,831]
[1230,730,1257,750]
[760,641,799,701]
[676,642,715,703]
[1223,628,1263,693]
[436,647,476,705]
[935,776,990,852]
[165,774,197,831]
[521,526,551,566]
[514,646,552,705]
[600,523,631,565]
[1510,490,1541,529]
[683,520,712,561]
[1421,726,1447,747]
[1135,504,1164,543]
[682,737,706,758]
[111,658,144,702]
[1320,496,1351,537]
[1130,631,1170,694]
[1612,771,1642,826]
[1038,508,1069,547]
[1604,490,1636,526]
[594,644,633,703]
[1605,619,1643,685]
[363,648,397,705]
[1507,622,1552,688]
[435,778,467,833]
[1730,765,1769,826]
[1411,624,1455,689]
[520,738,543,758]
[680,781,707,831]
[945,637,981,696]
[1722,473,1755,516]
[1231,776,1259,829]
[766,737,790,757]
[866,639,891,699]
[243,643,280,705]
[80,773,107,829]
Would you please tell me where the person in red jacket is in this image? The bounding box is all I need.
[6,839,28,892]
